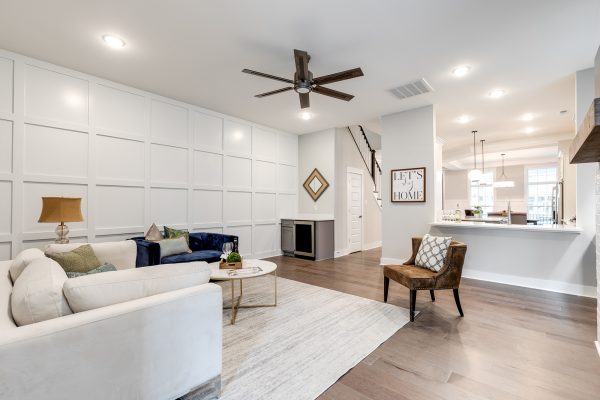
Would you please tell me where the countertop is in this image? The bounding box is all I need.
[281,214,335,221]
[430,221,582,234]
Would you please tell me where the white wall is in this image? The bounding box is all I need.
[381,105,437,263]
[0,48,298,260]
[297,129,335,216]
[333,128,381,254]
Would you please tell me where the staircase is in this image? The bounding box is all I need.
[347,125,382,207]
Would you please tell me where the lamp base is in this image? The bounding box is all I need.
[55,223,70,244]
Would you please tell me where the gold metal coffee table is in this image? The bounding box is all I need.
[209,259,277,324]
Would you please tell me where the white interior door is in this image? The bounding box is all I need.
[347,171,363,253]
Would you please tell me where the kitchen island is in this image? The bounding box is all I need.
[429,220,593,297]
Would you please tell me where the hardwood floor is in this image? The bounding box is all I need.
[266,248,600,400]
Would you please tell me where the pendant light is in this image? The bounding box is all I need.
[479,139,493,186]
[494,153,515,188]
[467,130,482,182]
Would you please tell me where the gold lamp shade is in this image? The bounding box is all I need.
[38,197,83,223]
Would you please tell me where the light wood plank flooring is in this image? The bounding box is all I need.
[266,248,600,400]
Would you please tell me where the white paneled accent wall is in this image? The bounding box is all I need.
[0,49,298,260]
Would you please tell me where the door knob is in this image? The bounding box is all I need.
[359,215,362,218]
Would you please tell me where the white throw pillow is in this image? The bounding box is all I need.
[9,248,46,283]
[45,240,137,270]
[415,234,452,272]
[11,258,73,326]
[63,261,211,313]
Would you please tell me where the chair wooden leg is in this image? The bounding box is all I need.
[429,290,435,302]
[383,276,389,303]
[453,288,464,317]
[409,289,416,322]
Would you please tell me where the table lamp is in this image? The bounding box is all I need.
[38,197,84,244]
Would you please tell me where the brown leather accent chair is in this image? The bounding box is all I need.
[383,237,467,322]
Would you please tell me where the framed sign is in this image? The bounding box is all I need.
[391,167,426,202]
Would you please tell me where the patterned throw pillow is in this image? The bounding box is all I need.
[66,263,118,278]
[415,234,452,272]
[145,223,164,242]
[164,226,190,246]
[46,244,102,274]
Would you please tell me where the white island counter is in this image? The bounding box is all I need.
[431,221,582,234]
[428,220,594,297]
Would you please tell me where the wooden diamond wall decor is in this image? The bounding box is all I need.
[303,168,329,201]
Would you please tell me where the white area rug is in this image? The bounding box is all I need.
[217,276,410,400]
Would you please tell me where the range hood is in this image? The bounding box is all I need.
[570,46,600,164]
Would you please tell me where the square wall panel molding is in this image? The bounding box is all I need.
[0,48,298,260]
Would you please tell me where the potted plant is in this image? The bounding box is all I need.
[473,205,483,217]
[219,251,243,269]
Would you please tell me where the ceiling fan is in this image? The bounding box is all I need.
[242,49,364,109]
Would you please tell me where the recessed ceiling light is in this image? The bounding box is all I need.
[488,89,506,99]
[300,111,312,120]
[102,35,126,49]
[521,113,534,121]
[456,115,472,124]
[523,127,536,134]
[451,65,471,77]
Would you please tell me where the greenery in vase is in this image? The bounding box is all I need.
[473,205,483,215]
[226,252,242,263]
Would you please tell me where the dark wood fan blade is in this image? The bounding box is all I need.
[313,68,364,85]
[255,87,293,98]
[294,49,310,81]
[242,69,294,84]
[299,93,310,109]
[313,85,354,101]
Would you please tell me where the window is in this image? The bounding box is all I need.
[527,166,557,225]
[469,171,494,214]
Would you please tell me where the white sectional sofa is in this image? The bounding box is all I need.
[0,241,222,400]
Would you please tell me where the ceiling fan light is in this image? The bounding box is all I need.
[295,86,311,94]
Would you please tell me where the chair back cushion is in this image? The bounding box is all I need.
[415,234,452,272]
[45,240,137,270]
[63,261,211,312]
[9,248,46,283]
[11,258,72,326]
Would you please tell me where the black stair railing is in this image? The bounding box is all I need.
[346,125,382,192]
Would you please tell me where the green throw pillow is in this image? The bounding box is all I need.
[46,244,101,273]
[164,226,190,246]
[159,237,192,257]
[66,263,117,278]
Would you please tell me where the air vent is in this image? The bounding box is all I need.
[389,78,434,99]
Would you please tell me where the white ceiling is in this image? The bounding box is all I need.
[0,0,598,152]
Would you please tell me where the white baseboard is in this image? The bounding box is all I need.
[462,270,597,298]
[379,257,408,266]
[335,249,350,258]
[363,241,382,250]
[378,259,596,298]
[596,341,600,359]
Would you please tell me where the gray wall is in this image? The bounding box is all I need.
[381,105,437,262]
[298,129,336,216]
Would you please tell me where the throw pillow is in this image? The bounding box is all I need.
[45,244,102,274]
[9,248,46,283]
[66,262,118,278]
[159,237,192,258]
[415,234,452,272]
[11,257,72,326]
[145,223,164,241]
[164,226,190,245]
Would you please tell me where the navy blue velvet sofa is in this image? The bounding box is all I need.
[132,232,238,267]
